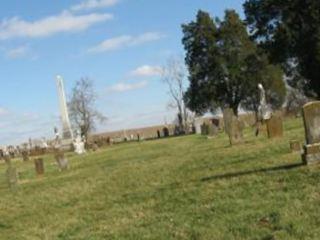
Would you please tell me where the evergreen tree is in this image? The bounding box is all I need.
[182,10,286,116]
[244,0,320,98]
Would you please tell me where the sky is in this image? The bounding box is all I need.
[0,0,245,145]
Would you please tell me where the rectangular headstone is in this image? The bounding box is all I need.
[200,123,209,135]
[34,158,44,175]
[223,108,244,145]
[208,124,219,138]
[54,150,69,171]
[266,114,283,138]
[302,101,320,165]
[223,108,234,135]
[6,165,18,189]
[302,101,320,144]
[290,140,301,153]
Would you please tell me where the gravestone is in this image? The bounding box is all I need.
[223,108,234,135]
[92,143,99,152]
[34,158,44,175]
[6,165,18,189]
[54,149,69,171]
[163,127,169,137]
[302,101,320,165]
[290,140,301,153]
[5,159,18,189]
[73,131,86,155]
[266,114,283,138]
[200,123,209,135]
[21,150,29,161]
[223,108,244,145]
[207,124,219,138]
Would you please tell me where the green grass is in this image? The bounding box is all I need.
[1,117,320,240]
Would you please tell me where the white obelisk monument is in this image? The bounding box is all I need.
[56,75,73,142]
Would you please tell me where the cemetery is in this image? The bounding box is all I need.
[0,115,319,239]
[1,0,320,239]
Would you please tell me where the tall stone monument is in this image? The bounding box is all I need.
[56,75,73,149]
[258,83,283,138]
[302,101,320,165]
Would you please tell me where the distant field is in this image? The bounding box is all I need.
[1,117,320,240]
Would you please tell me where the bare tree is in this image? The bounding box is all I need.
[68,78,106,140]
[162,57,190,133]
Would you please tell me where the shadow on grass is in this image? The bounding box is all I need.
[201,162,304,182]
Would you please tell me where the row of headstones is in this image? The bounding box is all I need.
[200,101,320,166]
[5,148,69,190]
[200,109,283,144]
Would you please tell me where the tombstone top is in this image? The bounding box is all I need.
[302,101,320,145]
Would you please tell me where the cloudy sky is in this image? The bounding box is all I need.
[0,0,244,145]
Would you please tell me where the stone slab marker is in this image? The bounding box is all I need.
[223,108,244,145]
[34,158,44,175]
[302,101,320,165]
[266,114,283,138]
[54,149,69,171]
[223,108,234,135]
[207,124,219,138]
[200,123,209,135]
[6,166,18,189]
[290,140,301,153]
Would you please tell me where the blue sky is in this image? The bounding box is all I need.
[0,0,244,145]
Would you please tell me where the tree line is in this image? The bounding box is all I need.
[181,0,319,118]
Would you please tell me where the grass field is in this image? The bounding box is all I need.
[1,117,320,240]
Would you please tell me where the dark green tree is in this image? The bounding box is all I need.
[182,10,286,116]
[244,0,320,98]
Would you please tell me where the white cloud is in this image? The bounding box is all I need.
[71,0,119,12]
[130,65,162,77]
[0,108,9,116]
[5,46,29,59]
[88,32,165,53]
[0,11,112,40]
[107,80,148,93]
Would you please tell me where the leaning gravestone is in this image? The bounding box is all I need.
[34,158,44,176]
[266,113,283,138]
[223,108,244,145]
[302,101,320,165]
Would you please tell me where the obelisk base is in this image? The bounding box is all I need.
[60,138,74,151]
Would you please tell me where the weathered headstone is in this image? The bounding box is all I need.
[54,149,69,171]
[92,143,99,152]
[290,140,301,153]
[266,114,283,138]
[73,131,86,155]
[163,127,169,137]
[4,158,18,189]
[302,101,320,165]
[200,123,209,135]
[223,108,244,145]
[34,158,45,175]
[6,165,18,189]
[21,150,29,161]
[207,124,219,138]
[223,108,234,135]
